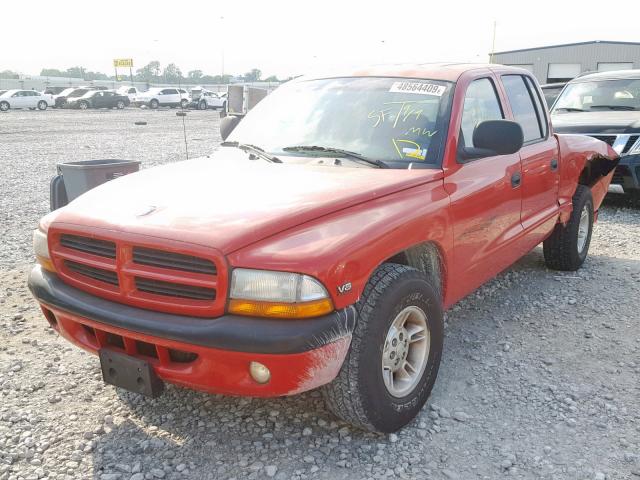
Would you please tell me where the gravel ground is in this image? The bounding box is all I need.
[1,109,639,480]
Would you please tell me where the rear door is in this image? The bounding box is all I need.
[499,74,559,243]
[445,72,524,301]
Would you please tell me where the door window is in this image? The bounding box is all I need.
[460,78,504,148]
[502,75,544,142]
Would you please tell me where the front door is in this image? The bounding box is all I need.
[444,74,524,302]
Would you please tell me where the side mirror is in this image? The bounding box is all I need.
[461,120,524,160]
[220,115,242,141]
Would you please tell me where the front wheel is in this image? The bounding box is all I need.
[149,99,159,109]
[0,101,9,112]
[79,101,89,110]
[116,100,125,109]
[198,101,207,110]
[322,263,443,433]
[37,101,47,110]
[543,184,594,271]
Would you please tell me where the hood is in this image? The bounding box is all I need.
[50,150,443,254]
[552,111,640,134]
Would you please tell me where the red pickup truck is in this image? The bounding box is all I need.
[29,64,618,433]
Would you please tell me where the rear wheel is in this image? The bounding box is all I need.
[37,101,47,110]
[322,263,443,432]
[198,101,207,110]
[180,99,188,108]
[543,184,594,271]
[116,100,125,109]
[0,101,9,112]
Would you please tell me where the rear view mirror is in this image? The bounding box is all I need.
[220,115,242,141]
[461,120,524,160]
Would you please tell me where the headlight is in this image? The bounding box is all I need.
[33,228,55,272]
[228,268,333,319]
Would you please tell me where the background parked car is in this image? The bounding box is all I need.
[54,88,95,108]
[189,87,227,110]
[115,86,140,103]
[0,90,53,111]
[133,87,189,109]
[43,86,68,95]
[540,82,566,108]
[65,90,130,110]
[551,69,640,202]
[0,90,7,97]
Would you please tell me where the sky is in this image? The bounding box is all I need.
[2,0,638,79]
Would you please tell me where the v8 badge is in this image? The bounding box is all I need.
[337,282,352,295]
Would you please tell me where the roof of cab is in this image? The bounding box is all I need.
[301,63,528,83]
[570,69,640,83]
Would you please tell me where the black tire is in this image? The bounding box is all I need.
[116,100,125,109]
[180,99,188,108]
[322,263,444,433]
[543,184,594,271]
[37,101,47,111]
[79,101,89,110]
[0,101,9,112]
[198,101,207,110]
[149,99,159,109]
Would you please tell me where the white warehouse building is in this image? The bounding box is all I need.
[491,40,640,84]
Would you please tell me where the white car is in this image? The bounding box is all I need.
[133,87,190,109]
[189,87,227,110]
[0,90,54,111]
[116,86,140,103]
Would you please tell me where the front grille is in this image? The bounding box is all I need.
[590,135,616,147]
[623,135,639,154]
[65,260,119,286]
[133,247,216,274]
[51,230,226,317]
[135,277,216,300]
[61,234,116,258]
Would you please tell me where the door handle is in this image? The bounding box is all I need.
[511,172,522,188]
[550,158,558,171]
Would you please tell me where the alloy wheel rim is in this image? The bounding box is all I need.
[381,305,430,398]
[577,205,590,253]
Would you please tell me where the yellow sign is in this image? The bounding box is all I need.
[113,58,134,68]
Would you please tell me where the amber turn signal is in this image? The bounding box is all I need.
[228,298,333,319]
[36,255,57,273]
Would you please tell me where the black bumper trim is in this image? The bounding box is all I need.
[28,266,356,355]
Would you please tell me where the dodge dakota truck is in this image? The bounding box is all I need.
[29,64,618,433]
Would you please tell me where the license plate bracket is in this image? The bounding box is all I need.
[99,349,164,397]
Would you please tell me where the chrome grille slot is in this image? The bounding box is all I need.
[65,260,119,286]
[623,135,639,154]
[60,234,116,259]
[132,247,217,275]
[590,135,616,147]
[135,277,216,300]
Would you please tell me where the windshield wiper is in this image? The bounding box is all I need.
[282,145,388,169]
[554,107,586,112]
[589,105,637,111]
[221,141,282,163]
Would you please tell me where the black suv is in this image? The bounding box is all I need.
[551,70,640,201]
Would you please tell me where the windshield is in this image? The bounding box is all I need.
[69,89,88,98]
[553,79,640,112]
[228,77,453,167]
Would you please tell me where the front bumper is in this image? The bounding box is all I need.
[28,266,355,396]
[611,154,640,192]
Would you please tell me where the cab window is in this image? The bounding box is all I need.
[460,78,504,148]
[502,75,544,142]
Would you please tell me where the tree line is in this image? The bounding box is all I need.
[0,63,283,84]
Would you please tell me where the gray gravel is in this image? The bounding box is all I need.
[1,109,640,479]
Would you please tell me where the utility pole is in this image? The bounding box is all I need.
[490,20,497,64]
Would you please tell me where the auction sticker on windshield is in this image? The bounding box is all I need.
[389,82,446,96]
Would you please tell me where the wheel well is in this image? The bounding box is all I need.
[383,242,445,300]
[578,154,617,187]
